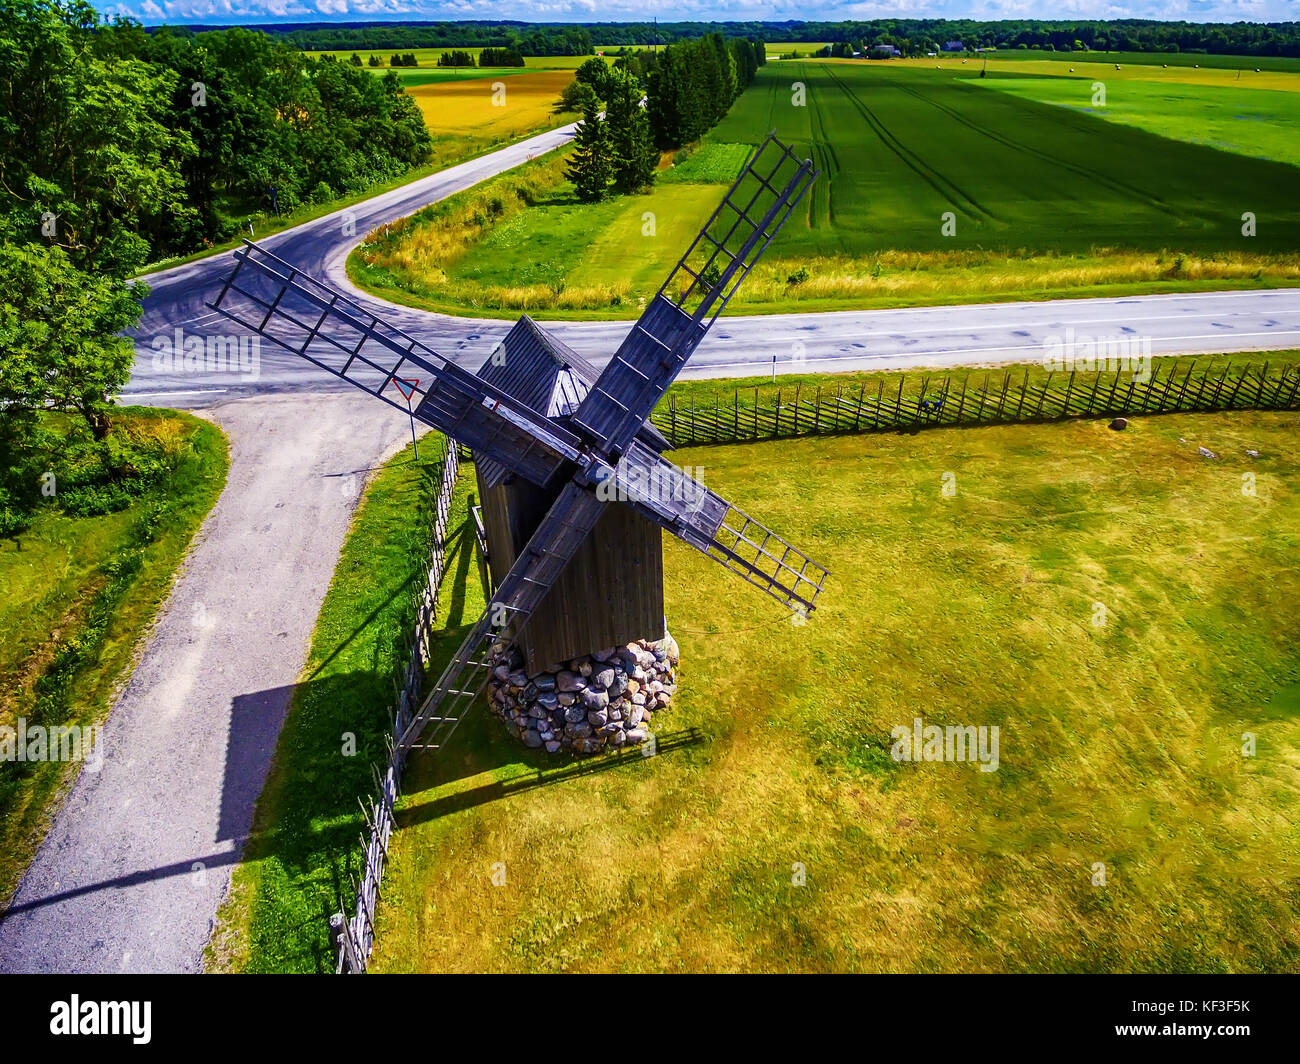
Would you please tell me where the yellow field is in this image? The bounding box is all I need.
[409,70,575,138]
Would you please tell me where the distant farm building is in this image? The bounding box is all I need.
[943,41,965,52]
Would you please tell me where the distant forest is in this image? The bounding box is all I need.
[165,18,1300,60]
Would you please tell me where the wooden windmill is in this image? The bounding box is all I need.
[208,133,829,754]
[470,314,673,673]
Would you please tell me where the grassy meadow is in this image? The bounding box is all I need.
[352,55,1300,317]
[981,49,1300,76]
[211,359,1300,971]
[364,408,1300,972]
[0,410,229,905]
[975,74,1300,168]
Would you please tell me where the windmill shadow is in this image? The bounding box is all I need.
[397,724,705,828]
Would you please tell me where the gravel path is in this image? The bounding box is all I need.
[0,394,411,973]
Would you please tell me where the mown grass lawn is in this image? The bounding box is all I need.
[0,409,229,905]
[370,409,1300,972]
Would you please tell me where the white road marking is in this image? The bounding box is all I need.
[700,329,1300,371]
[120,389,229,399]
[775,311,1299,341]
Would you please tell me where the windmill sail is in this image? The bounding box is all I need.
[399,480,606,751]
[207,241,582,488]
[570,134,817,457]
[609,441,828,614]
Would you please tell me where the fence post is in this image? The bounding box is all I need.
[1284,368,1300,409]
[1207,367,1228,409]
[1105,370,1122,413]
[1084,371,1103,416]
[1173,361,1197,409]
[1155,364,1177,411]
[996,372,1011,421]
[331,912,362,974]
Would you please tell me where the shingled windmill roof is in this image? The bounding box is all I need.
[474,315,671,488]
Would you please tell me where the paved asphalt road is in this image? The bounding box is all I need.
[122,124,1300,410]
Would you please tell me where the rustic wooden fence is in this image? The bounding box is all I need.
[650,361,1300,447]
[330,435,461,974]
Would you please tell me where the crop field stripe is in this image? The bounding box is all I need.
[821,64,1000,223]
[893,79,1184,218]
[806,72,838,232]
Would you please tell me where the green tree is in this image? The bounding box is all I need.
[647,46,690,150]
[558,78,598,114]
[606,71,656,194]
[574,55,614,98]
[566,98,612,203]
[0,0,196,277]
[0,243,141,441]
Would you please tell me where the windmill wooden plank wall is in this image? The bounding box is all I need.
[473,313,666,672]
[477,471,663,672]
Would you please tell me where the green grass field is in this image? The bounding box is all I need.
[717,61,1300,254]
[975,76,1300,168]
[984,49,1300,74]
[362,407,1299,972]
[353,57,1300,317]
[0,410,229,905]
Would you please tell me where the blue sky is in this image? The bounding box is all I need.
[94,1,1298,29]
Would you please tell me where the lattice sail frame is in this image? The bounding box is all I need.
[207,241,581,488]
[571,134,818,458]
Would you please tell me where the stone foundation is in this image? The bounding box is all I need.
[486,633,679,755]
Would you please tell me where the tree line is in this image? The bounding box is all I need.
[253,21,594,57]
[238,18,1300,60]
[564,36,765,204]
[435,47,525,68]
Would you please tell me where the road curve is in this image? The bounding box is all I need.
[123,125,1300,410]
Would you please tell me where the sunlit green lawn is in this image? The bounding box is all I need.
[365,409,1300,972]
